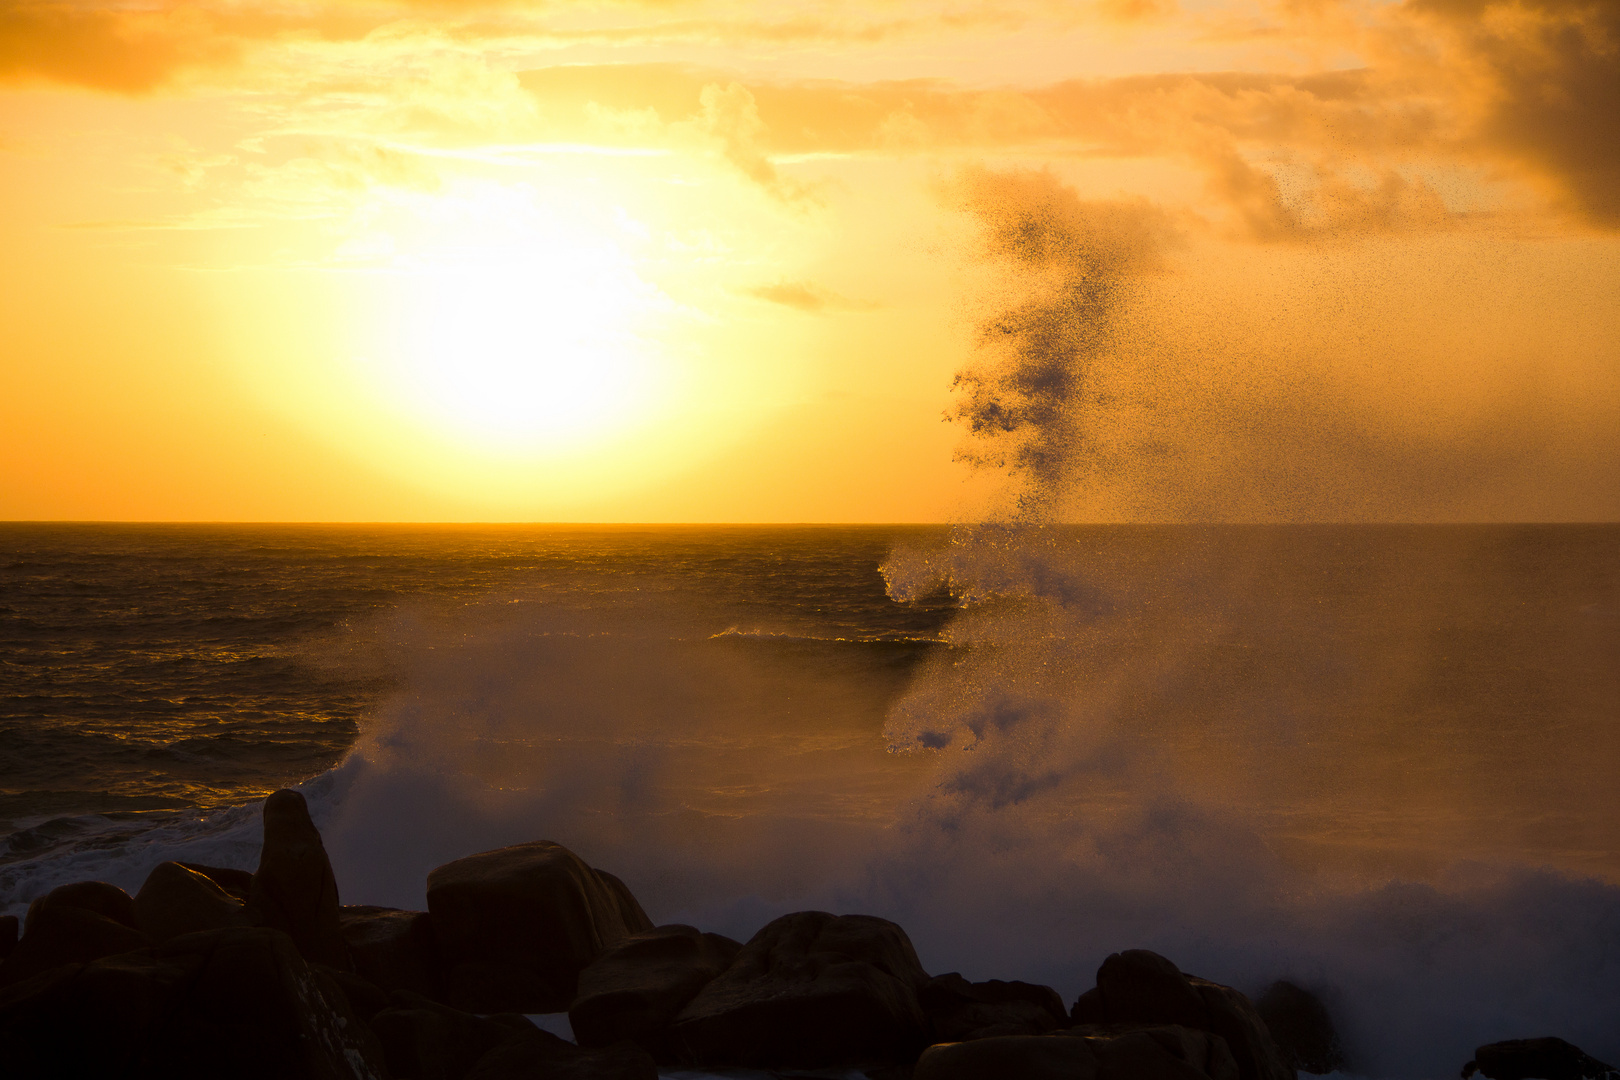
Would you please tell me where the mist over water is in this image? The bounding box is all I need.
[295,523,1618,1078]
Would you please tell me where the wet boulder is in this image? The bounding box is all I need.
[426,841,653,1013]
[920,971,1068,1042]
[134,862,255,943]
[569,923,742,1054]
[177,862,256,905]
[0,882,149,987]
[668,910,931,1068]
[371,989,529,1080]
[27,880,138,930]
[1254,980,1346,1075]
[914,1036,1101,1080]
[1462,1038,1619,1080]
[465,1027,658,1080]
[321,966,392,1023]
[0,925,387,1079]
[915,1025,1240,1080]
[1077,949,1294,1080]
[340,905,442,998]
[250,789,350,970]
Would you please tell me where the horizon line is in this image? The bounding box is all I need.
[3,520,1618,528]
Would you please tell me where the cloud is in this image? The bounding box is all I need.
[0,2,237,92]
[1404,0,1620,225]
[689,81,819,203]
[738,280,879,312]
[8,0,1614,231]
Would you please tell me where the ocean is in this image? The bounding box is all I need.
[1,522,1617,1077]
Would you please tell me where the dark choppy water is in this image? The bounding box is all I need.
[0,524,954,832]
[1,523,1617,1077]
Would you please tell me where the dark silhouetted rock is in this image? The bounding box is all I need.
[921,971,1068,1042]
[569,923,741,1055]
[178,862,256,904]
[1462,1038,1620,1080]
[26,879,138,930]
[426,841,653,1013]
[465,1028,658,1080]
[0,894,149,987]
[1094,950,1208,1028]
[916,1025,1240,1080]
[251,789,350,970]
[0,925,386,1079]
[0,916,16,962]
[1255,981,1346,1075]
[915,1035,1101,1080]
[340,905,441,998]
[668,910,930,1067]
[1073,985,1105,1024]
[134,861,255,943]
[1081,950,1294,1080]
[319,966,391,1023]
[371,990,527,1080]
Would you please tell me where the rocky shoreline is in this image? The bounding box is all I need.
[0,790,1613,1080]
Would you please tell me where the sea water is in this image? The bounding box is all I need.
[1,522,1616,1077]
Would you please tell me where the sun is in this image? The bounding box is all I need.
[368,183,670,454]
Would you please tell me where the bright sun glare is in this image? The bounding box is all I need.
[370,183,668,454]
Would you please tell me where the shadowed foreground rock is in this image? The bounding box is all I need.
[465,1028,657,1080]
[916,1025,1241,1080]
[252,789,351,970]
[178,862,256,904]
[1070,949,1294,1080]
[0,881,148,987]
[669,910,931,1067]
[427,840,653,1013]
[1463,1038,1620,1080]
[569,923,742,1055]
[340,905,442,999]
[0,917,15,962]
[1254,980,1346,1075]
[0,926,386,1079]
[921,971,1068,1042]
[371,989,531,1080]
[134,861,255,943]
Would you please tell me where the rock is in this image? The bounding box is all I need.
[668,910,931,1067]
[920,971,1068,1042]
[0,925,387,1079]
[1254,981,1346,1075]
[370,990,528,1080]
[318,966,392,1023]
[0,893,149,987]
[0,915,17,961]
[134,861,256,943]
[464,1028,659,1080]
[914,1036,1101,1080]
[1081,950,1295,1080]
[1073,985,1104,1024]
[178,862,256,904]
[340,905,441,998]
[915,1025,1240,1080]
[1462,1038,1620,1080]
[26,879,139,930]
[250,789,350,970]
[569,924,742,1054]
[426,841,654,1013]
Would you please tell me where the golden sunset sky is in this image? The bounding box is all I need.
[1,0,1616,521]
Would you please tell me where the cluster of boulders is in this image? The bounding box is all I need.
[1,789,1614,1080]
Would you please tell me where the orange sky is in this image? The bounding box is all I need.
[1,0,1615,521]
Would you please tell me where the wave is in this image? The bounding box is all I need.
[706,626,948,645]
